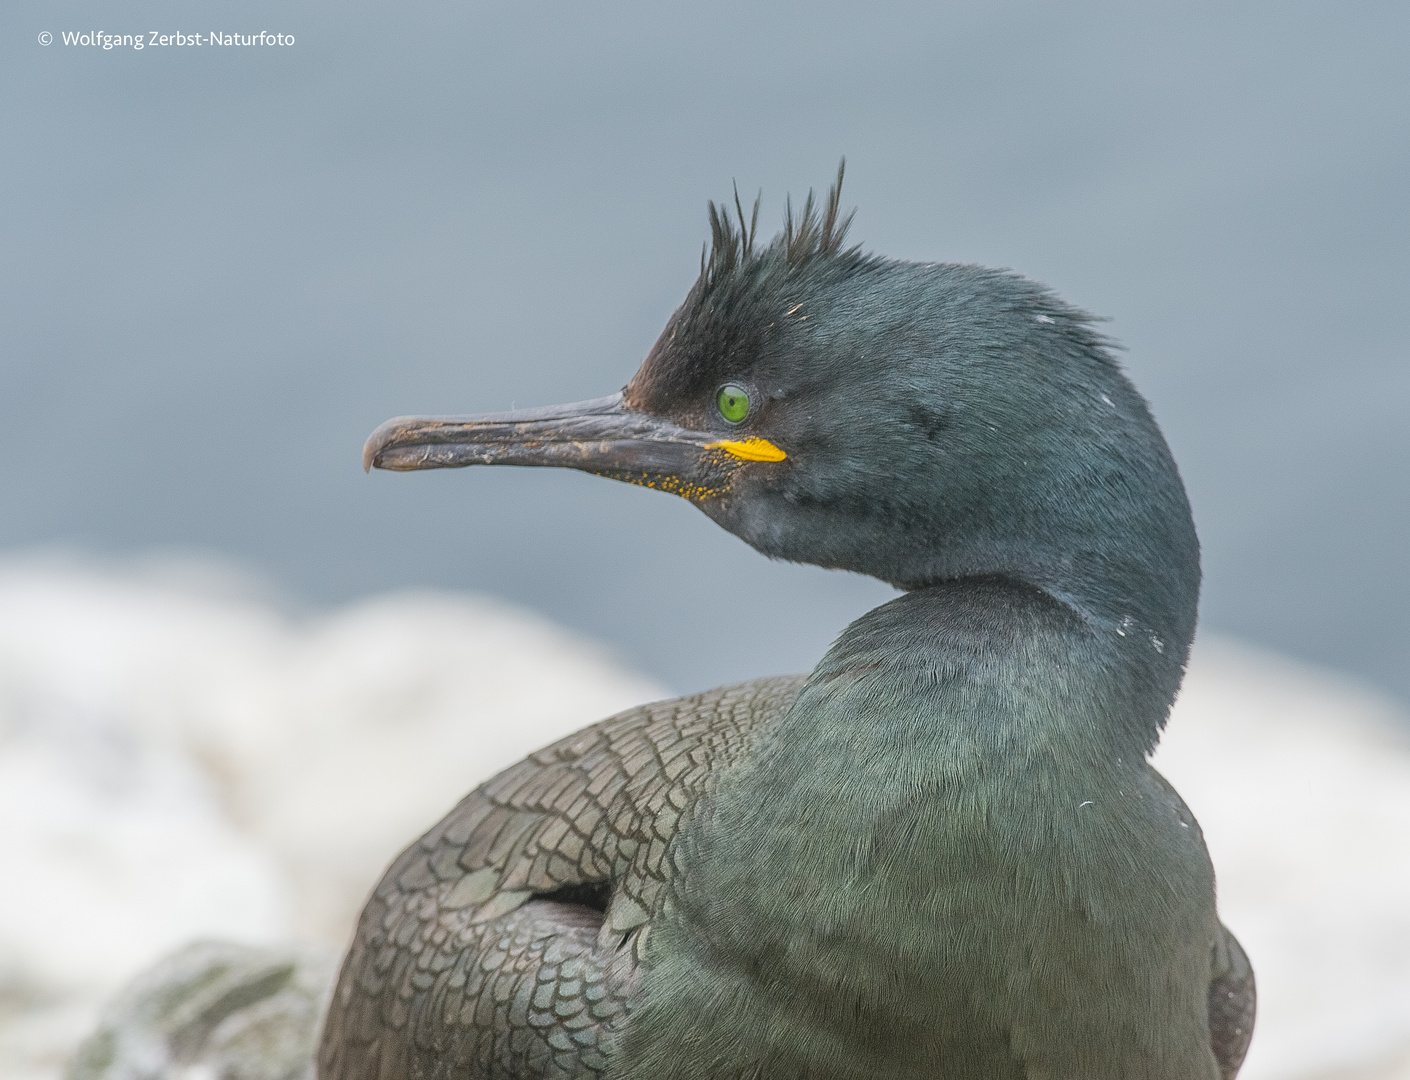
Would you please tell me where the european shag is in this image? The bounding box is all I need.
[323,164,1255,1079]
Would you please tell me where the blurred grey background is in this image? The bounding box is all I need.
[2,1,1406,699]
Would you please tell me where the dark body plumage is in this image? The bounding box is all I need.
[323,167,1254,1079]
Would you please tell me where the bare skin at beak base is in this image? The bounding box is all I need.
[362,392,786,503]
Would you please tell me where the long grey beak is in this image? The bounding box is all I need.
[362,393,762,502]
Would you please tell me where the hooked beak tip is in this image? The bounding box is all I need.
[362,416,410,472]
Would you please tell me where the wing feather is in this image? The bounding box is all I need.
[318,675,805,1080]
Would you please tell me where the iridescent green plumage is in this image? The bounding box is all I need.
[328,168,1254,1079]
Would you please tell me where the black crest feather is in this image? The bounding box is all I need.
[701,159,860,290]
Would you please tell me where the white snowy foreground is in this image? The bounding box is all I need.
[0,556,1407,1080]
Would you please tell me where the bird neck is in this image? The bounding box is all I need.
[753,492,1199,737]
[905,532,1198,742]
[889,417,1201,723]
[650,579,1218,1076]
[800,577,1176,769]
[698,580,1183,900]
[676,581,1185,973]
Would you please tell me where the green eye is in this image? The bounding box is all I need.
[716,383,751,424]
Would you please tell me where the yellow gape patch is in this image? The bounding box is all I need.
[704,438,788,462]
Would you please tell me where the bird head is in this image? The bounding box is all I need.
[365,165,1200,678]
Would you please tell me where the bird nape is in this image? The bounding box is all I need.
[326,163,1254,1080]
